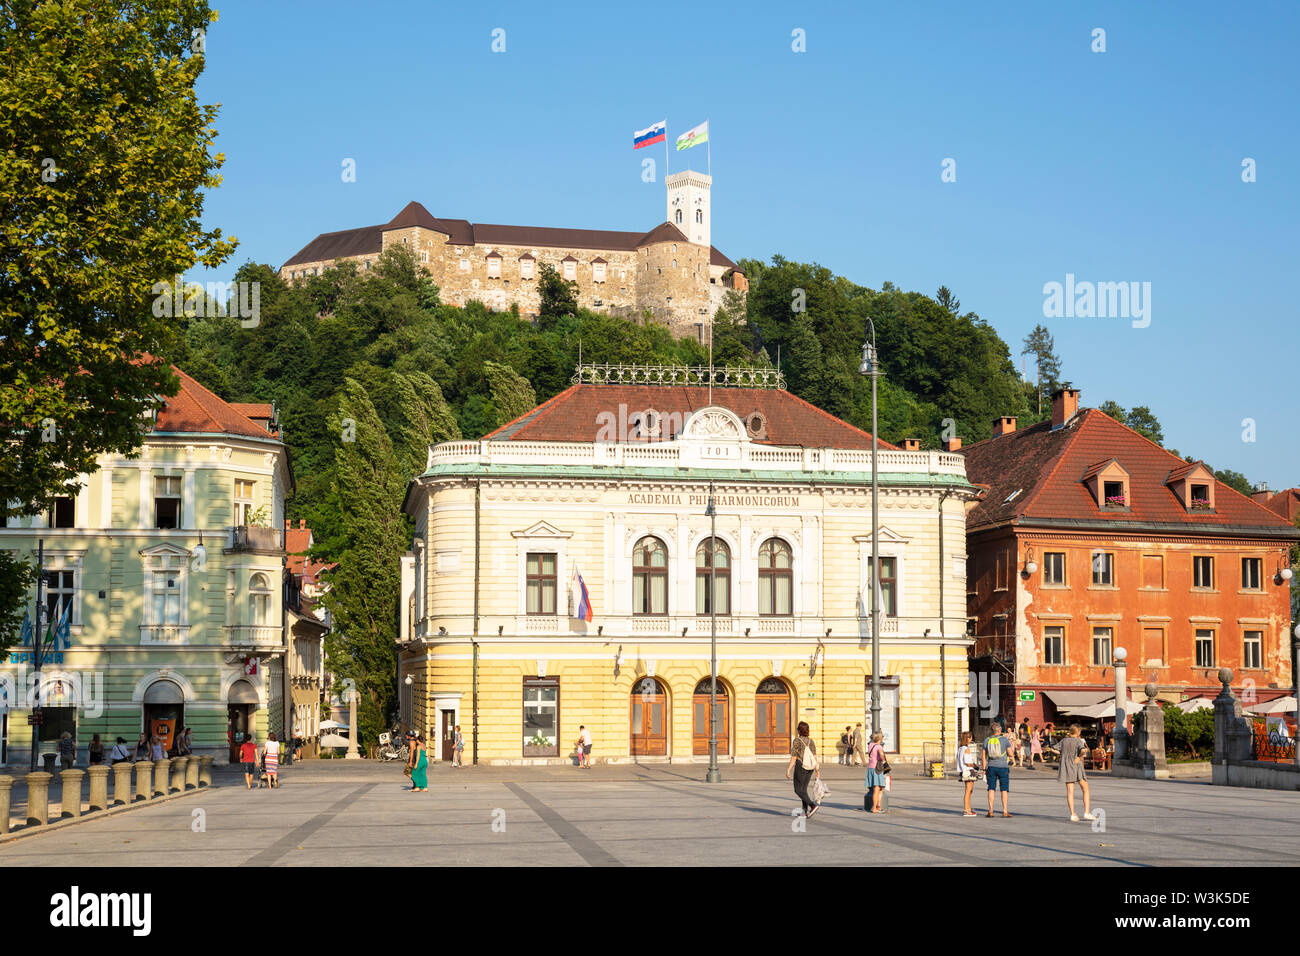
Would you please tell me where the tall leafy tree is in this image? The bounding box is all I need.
[537,263,578,330]
[483,361,536,428]
[1124,405,1164,446]
[935,286,961,316]
[1021,324,1062,415]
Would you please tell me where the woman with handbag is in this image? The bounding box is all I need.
[957,731,979,816]
[785,721,822,818]
[865,730,889,813]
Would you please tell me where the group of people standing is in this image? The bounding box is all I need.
[238,732,282,789]
[60,728,194,769]
[957,721,1096,821]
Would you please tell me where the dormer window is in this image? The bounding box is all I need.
[1103,481,1127,507]
[1190,484,1211,508]
[1167,461,1216,512]
[592,259,607,283]
[1082,459,1130,510]
[519,256,535,280]
[486,254,502,279]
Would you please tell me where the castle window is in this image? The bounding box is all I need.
[593,262,606,282]
[520,258,534,279]
[459,258,470,273]
[563,260,576,280]
[675,210,682,224]
[696,209,703,224]
[672,244,677,252]
[420,251,429,263]
[487,257,502,279]
[672,260,677,269]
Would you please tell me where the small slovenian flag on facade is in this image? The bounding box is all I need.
[633,120,667,150]
[571,567,593,622]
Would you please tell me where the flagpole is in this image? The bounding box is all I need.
[664,118,669,180]
[706,118,711,176]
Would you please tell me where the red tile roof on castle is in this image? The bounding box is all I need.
[282,201,742,273]
[155,368,281,441]
[483,384,897,451]
[962,407,1299,536]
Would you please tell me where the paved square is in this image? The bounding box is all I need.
[2,761,1296,867]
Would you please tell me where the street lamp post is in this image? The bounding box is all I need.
[705,482,721,783]
[859,320,882,744]
[1113,646,1128,761]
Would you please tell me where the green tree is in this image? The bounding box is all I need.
[1021,324,1062,415]
[1163,706,1214,759]
[1124,405,1164,445]
[0,551,36,660]
[1213,469,1253,497]
[935,286,961,316]
[537,263,577,330]
[1,0,233,635]
[319,379,408,743]
[483,361,537,428]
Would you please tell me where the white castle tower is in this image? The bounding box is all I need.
[666,169,711,249]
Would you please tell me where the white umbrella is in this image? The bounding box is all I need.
[1243,696,1298,716]
[319,719,347,731]
[318,733,352,748]
[1173,697,1215,713]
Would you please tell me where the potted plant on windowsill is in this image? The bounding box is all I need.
[1105,495,1127,507]
[1190,499,1213,510]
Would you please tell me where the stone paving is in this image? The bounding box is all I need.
[0,759,1295,866]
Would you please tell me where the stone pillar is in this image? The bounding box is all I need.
[0,775,13,835]
[58,768,85,818]
[133,760,153,801]
[1113,654,1129,761]
[112,761,134,806]
[152,758,171,797]
[345,688,361,759]
[87,765,111,812]
[1213,668,1254,787]
[185,756,200,790]
[25,771,53,826]
[199,755,214,787]
[169,757,188,793]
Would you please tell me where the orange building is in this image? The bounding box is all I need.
[962,388,1299,731]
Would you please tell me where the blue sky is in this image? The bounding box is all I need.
[193,0,1299,487]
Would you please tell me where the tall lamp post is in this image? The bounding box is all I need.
[1113,646,1128,761]
[858,320,882,743]
[705,482,721,783]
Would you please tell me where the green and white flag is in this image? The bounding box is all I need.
[675,120,708,151]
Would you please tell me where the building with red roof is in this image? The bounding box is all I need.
[962,388,1300,736]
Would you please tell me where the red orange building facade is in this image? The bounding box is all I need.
[964,389,1299,731]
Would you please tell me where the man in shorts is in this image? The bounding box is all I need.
[239,734,258,790]
[981,721,1014,817]
[578,725,593,769]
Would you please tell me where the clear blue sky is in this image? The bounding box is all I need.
[193,0,1299,488]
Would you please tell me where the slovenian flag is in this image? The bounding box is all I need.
[633,120,667,150]
[571,567,593,622]
[675,120,708,151]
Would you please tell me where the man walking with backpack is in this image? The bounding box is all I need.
[982,721,1014,817]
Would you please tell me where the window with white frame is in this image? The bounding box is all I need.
[487,256,502,279]
[41,569,77,626]
[459,258,470,273]
[520,257,534,279]
[1242,630,1263,669]
[1195,628,1216,668]
[145,553,186,626]
[1241,557,1263,591]
[1043,551,1066,585]
[1042,625,1064,665]
[563,259,576,280]
[1091,626,1113,666]
[234,479,255,526]
[154,475,182,529]
[249,572,272,626]
[46,497,75,528]
[593,261,607,282]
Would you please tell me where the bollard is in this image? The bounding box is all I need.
[133,760,154,802]
[169,757,188,793]
[0,775,13,835]
[112,761,134,806]
[198,754,214,787]
[152,758,171,797]
[88,765,111,812]
[184,755,200,790]
[58,768,85,818]
[25,771,53,827]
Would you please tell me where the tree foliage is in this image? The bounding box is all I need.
[1163,705,1214,759]
[1021,324,1062,414]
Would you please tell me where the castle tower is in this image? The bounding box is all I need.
[666,170,711,249]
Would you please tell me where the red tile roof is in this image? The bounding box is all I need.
[155,368,281,441]
[963,408,1299,536]
[1262,489,1300,523]
[483,384,897,450]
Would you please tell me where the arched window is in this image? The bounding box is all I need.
[695,537,730,615]
[695,209,703,224]
[758,538,793,616]
[633,536,668,616]
[249,572,271,626]
[675,209,682,224]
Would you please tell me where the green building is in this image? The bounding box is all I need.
[1,368,290,766]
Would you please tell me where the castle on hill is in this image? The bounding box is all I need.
[280,171,747,340]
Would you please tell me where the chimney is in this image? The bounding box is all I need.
[942,436,962,452]
[1051,387,1080,429]
[992,416,1017,437]
[902,438,921,452]
[1251,483,1272,504]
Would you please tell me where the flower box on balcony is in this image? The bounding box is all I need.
[1104,495,1127,506]
[1190,499,1213,510]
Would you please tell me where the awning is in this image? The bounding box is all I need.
[1042,690,1110,711]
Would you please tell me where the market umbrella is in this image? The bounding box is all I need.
[1243,696,1298,716]
[319,719,347,731]
[319,733,352,748]
[1172,697,1215,713]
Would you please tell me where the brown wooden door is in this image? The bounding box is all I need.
[693,691,730,755]
[755,679,791,755]
[441,711,455,762]
[630,678,668,756]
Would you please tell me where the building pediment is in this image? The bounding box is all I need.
[680,406,746,442]
[139,542,193,559]
[511,520,573,540]
[853,527,910,546]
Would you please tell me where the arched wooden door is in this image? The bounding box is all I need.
[755,677,791,755]
[693,678,730,755]
[630,677,668,756]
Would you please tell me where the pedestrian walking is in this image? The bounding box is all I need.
[262,732,281,788]
[577,725,593,769]
[89,733,104,766]
[239,734,258,789]
[957,731,979,816]
[1028,724,1045,767]
[1057,724,1096,822]
[864,731,888,813]
[785,721,822,818]
[839,726,852,765]
[452,725,465,767]
[58,730,77,769]
[409,735,428,791]
[109,737,131,765]
[134,731,150,761]
[176,727,192,757]
[852,722,867,767]
[149,735,165,761]
[981,721,1014,817]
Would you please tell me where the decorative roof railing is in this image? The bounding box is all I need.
[571,364,785,389]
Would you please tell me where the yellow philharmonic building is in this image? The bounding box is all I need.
[398,366,978,765]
